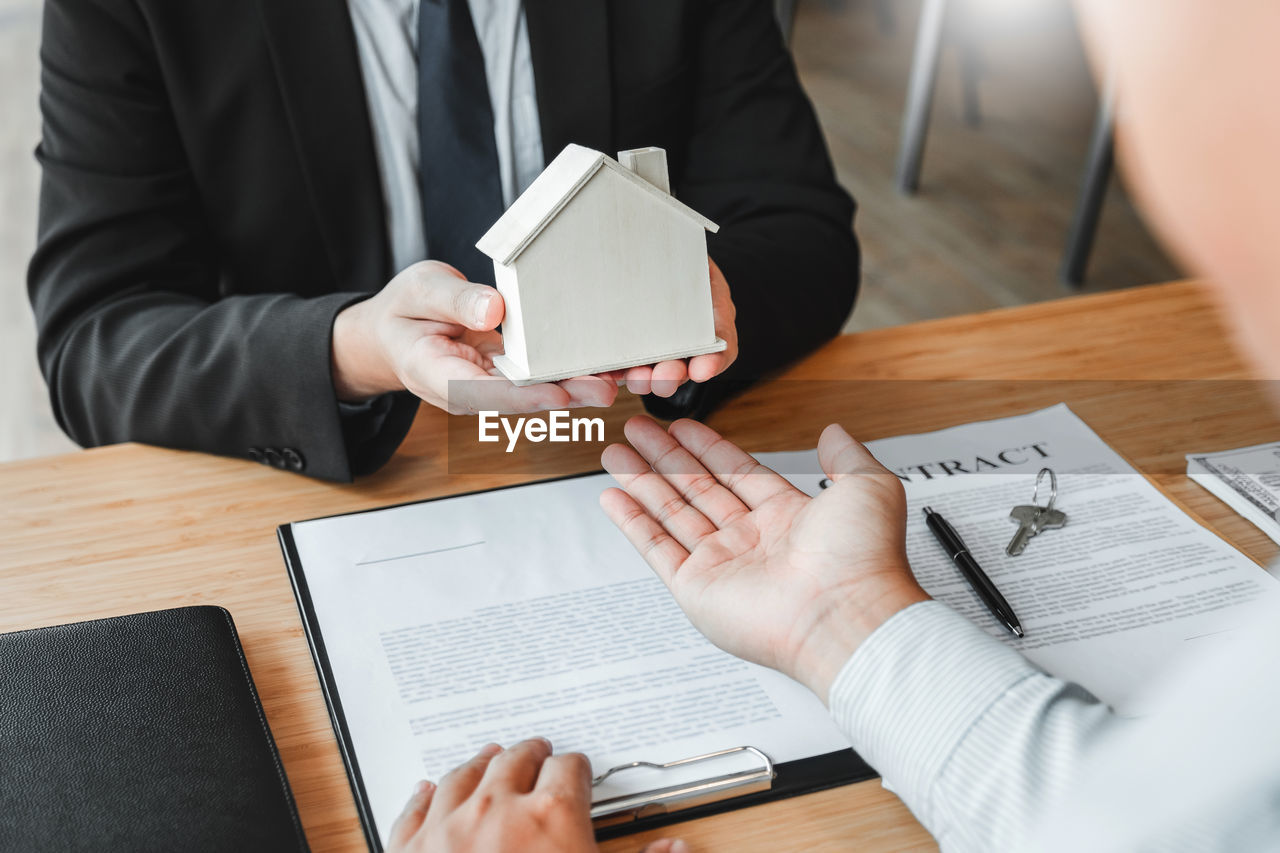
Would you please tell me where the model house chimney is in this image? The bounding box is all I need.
[618,147,671,195]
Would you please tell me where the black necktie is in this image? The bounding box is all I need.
[417,0,504,285]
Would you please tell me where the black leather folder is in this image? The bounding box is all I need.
[0,606,309,853]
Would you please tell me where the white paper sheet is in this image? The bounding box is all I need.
[1187,441,1280,549]
[766,404,1280,716]
[288,404,1279,845]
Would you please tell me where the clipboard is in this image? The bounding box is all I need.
[278,474,879,850]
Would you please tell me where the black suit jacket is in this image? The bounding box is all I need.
[29,0,859,481]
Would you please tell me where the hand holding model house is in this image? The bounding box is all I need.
[330,145,738,416]
[477,144,737,394]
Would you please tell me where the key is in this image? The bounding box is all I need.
[1007,467,1068,556]
[1006,505,1067,556]
[1006,505,1041,557]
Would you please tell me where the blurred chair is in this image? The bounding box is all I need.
[1059,88,1115,286]
[892,0,1115,288]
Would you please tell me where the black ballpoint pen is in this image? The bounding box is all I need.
[922,506,1025,638]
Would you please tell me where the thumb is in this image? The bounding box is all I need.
[402,264,504,330]
[386,779,436,850]
[817,423,891,482]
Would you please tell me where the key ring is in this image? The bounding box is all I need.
[1032,467,1057,511]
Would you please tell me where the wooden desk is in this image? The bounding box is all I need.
[3,280,1276,852]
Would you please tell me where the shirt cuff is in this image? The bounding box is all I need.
[827,600,1039,825]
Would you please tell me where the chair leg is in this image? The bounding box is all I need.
[1060,91,1116,287]
[895,0,950,194]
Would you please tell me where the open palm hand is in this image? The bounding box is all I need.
[600,417,929,698]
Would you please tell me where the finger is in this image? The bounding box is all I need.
[687,351,728,384]
[432,743,504,813]
[423,339,615,410]
[817,423,893,481]
[599,486,689,583]
[649,360,689,398]
[459,378,571,414]
[621,415,749,527]
[689,258,738,384]
[387,780,437,848]
[469,330,506,360]
[480,737,553,795]
[601,441,717,551]
[532,752,593,811]
[476,732,545,794]
[420,357,573,414]
[400,263,504,330]
[666,418,798,509]
[624,364,653,397]
[597,369,628,386]
[415,333,493,372]
[556,374,619,408]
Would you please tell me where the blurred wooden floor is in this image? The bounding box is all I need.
[0,0,1179,463]
[792,0,1179,329]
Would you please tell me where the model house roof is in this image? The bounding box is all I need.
[475,144,720,267]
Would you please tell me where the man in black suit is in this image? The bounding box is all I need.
[28,0,859,482]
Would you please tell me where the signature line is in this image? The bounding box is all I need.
[356,540,486,566]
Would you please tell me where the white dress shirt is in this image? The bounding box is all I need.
[346,0,545,275]
[829,598,1280,851]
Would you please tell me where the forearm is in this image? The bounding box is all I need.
[828,601,1118,852]
[30,0,416,480]
[39,289,416,481]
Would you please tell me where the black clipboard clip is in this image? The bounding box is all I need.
[589,746,775,828]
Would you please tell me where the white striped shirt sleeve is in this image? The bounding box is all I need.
[827,600,1118,852]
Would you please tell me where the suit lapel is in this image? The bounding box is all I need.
[524,0,614,158]
[256,0,391,290]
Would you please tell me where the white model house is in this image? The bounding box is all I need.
[477,144,726,385]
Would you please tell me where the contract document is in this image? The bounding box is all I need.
[282,404,1279,846]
